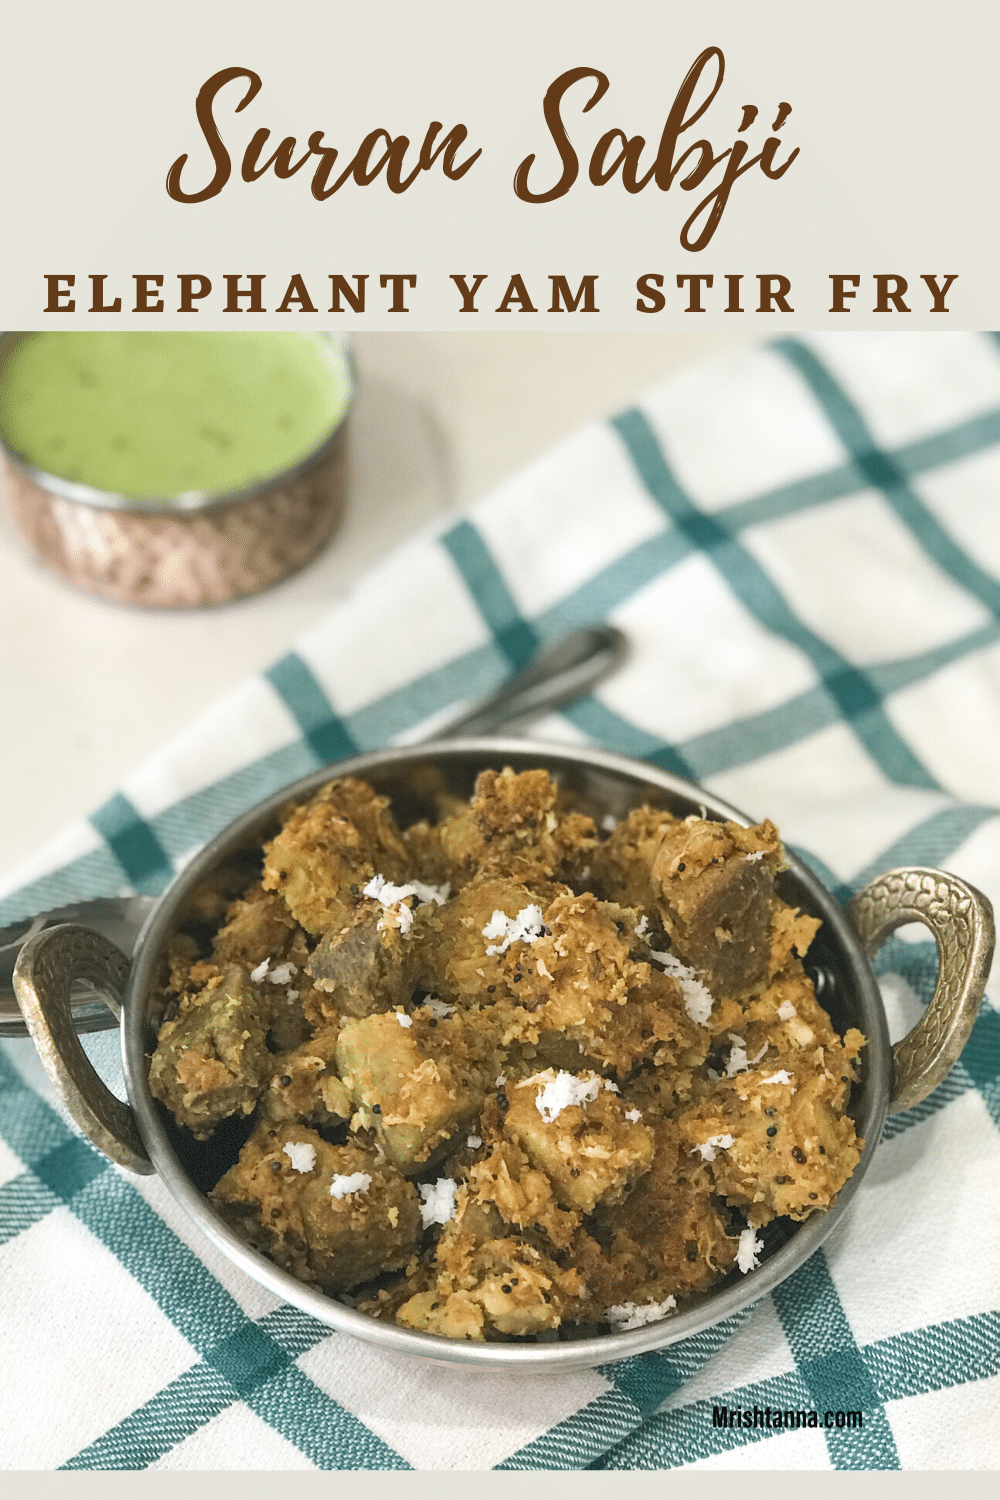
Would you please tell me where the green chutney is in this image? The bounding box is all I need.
[0,332,351,501]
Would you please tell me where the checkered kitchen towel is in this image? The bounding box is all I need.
[1,332,998,1471]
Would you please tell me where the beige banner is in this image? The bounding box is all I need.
[2,0,995,328]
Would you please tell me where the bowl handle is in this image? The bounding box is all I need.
[12,924,153,1174]
[846,867,995,1114]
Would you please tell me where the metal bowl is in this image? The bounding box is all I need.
[0,332,352,608]
[13,740,995,1371]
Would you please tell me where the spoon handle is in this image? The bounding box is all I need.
[427,624,628,740]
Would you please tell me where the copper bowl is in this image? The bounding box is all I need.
[0,332,352,608]
[12,741,995,1371]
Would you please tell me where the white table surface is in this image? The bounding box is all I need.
[0,331,756,890]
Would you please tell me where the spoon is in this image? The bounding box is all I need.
[0,622,628,1036]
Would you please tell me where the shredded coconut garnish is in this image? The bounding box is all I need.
[422,996,455,1019]
[744,850,765,863]
[330,1171,372,1200]
[410,880,451,905]
[761,1070,795,1092]
[395,1012,412,1028]
[750,1043,768,1066]
[284,1142,316,1173]
[496,1074,507,1088]
[634,915,650,939]
[601,813,618,833]
[777,1000,797,1021]
[268,962,297,985]
[624,1108,643,1123]
[250,958,270,982]
[737,1226,764,1274]
[364,876,416,934]
[364,874,451,937]
[530,1070,601,1123]
[418,1177,457,1228]
[286,989,299,1002]
[466,1134,482,1149]
[604,1079,621,1094]
[536,958,554,980]
[648,949,714,1026]
[605,1296,677,1330]
[726,1034,749,1076]
[482,904,546,955]
[694,1132,735,1161]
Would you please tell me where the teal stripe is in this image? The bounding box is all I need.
[863,925,998,1145]
[773,1253,899,1469]
[602,1309,751,1416]
[7,616,994,941]
[259,1302,332,1359]
[776,339,1000,617]
[827,1406,900,1470]
[441,520,540,667]
[349,641,507,747]
[59,1179,246,1354]
[679,682,842,780]
[525,523,695,631]
[726,457,880,532]
[562,697,694,779]
[874,617,1000,697]
[865,1309,1000,1400]
[727,404,1000,536]
[892,405,1000,480]
[0,1066,259,1355]
[878,1061,972,1142]
[69,1167,265,1355]
[90,793,173,894]
[266,653,359,766]
[605,1302,1000,1468]
[497,1386,644,1470]
[246,1362,411,1470]
[0,843,134,926]
[612,408,940,792]
[595,1371,815,1468]
[62,1319,402,1471]
[501,1312,753,1468]
[4,345,1000,1470]
[0,1054,83,1164]
[34,1135,109,1201]
[62,1364,236,1469]
[63,1306,335,1469]
[0,1171,60,1244]
[151,741,321,862]
[0,1056,408,1472]
[204,1320,290,1394]
[852,804,999,889]
[786,844,852,904]
[958,1002,1000,1126]
[581,619,1000,788]
[680,615,1000,778]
